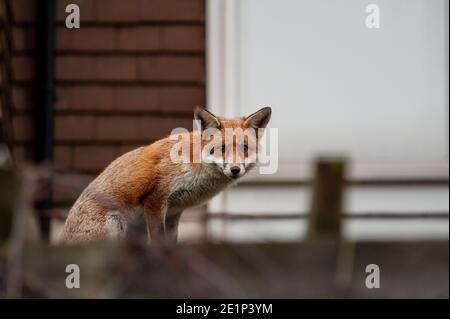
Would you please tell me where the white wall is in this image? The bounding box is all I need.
[239,0,448,161]
[206,0,449,241]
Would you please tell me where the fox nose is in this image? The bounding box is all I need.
[230,166,241,176]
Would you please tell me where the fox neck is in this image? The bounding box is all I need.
[167,162,233,210]
[182,161,234,193]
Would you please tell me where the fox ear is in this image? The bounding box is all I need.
[194,106,221,130]
[244,106,272,129]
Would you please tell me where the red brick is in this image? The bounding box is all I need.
[52,187,69,203]
[73,145,116,170]
[160,87,204,111]
[56,86,114,111]
[166,117,195,133]
[137,116,193,141]
[12,145,30,165]
[12,115,33,142]
[57,27,115,51]
[116,144,142,156]
[96,116,140,141]
[95,0,139,22]
[55,115,95,141]
[56,26,201,53]
[12,27,35,52]
[117,26,161,51]
[12,56,35,82]
[139,0,204,22]
[114,86,160,111]
[10,0,36,23]
[56,0,204,23]
[54,146,72,170]
[56,56,204,82]
[55,86,201,112]
[137,117,167,140]
[162,26,204,51]
[56,56,138,81]
[53,173,94,203]
[12,86,34,111]
[53,186,76,204]
[56,0,97,22]
[52,189,70,203]
[138,56,204,82]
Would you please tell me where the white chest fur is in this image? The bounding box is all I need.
[167,164,231,210]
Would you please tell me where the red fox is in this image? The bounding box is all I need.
[60,106,271,244]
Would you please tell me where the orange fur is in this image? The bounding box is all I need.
[60,107,271,244]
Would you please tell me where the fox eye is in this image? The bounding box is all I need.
[211,145,226,155]
[240,145,248,153]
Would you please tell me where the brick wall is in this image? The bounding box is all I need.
[9,0,206,205]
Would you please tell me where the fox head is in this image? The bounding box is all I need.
[194,106,272,179]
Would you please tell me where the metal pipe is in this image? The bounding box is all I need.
[34,0,56,241]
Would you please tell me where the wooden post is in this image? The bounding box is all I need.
[307,157,346,239]
[0,149,19,244]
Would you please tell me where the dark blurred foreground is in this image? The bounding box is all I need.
[1,156,448,299]
[9,240,450,299]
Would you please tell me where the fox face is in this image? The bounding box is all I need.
[194,106,272,179]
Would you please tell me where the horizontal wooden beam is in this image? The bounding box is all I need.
[206,212,449,221]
